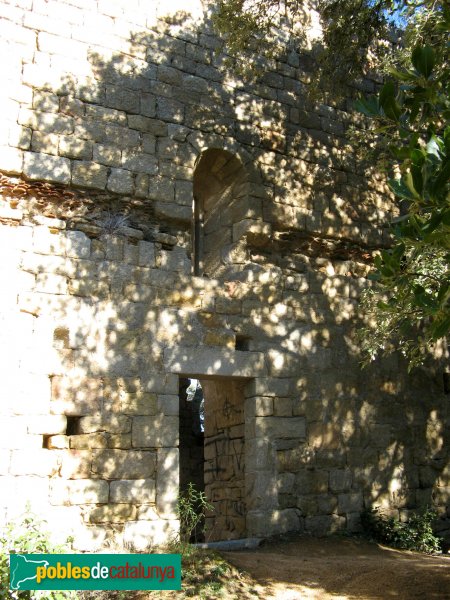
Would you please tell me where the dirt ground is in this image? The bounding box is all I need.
[222,535,450,600]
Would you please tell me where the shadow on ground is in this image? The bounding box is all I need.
[222,534,450,600]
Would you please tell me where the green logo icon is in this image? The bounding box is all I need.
[10,554,181,591]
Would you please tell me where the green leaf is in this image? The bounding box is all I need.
[431,313,450,340]
[386,66,416,82]
[354,95,379,117]
[388,178,415,200]
[426,136,442,159]
[411,46,436,79]
[431,159,450,196]
[405,170,421,199]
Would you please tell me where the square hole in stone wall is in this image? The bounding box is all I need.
[66,415,82,435]
[235,335,251,351]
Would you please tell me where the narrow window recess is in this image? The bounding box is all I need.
[66,416,82,435]
[443,372,450,395]
[235,335,251,351]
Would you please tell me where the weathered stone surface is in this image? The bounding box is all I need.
[123,519,179,550]
[156,448,179,518]
[72,161,107,189]
[70,433,108,449]
[163,347,266,378]
[78,415,131,434]
[50,479,109,505]
[10,449,59,476]
[23,152,70,183]
[110,479,156,503]
[0,0,448,553]
[132,416,179,448]
[253,417,306,440]
[27,415,67,435]
[89,504,136,523]
[91,450,156,480]
[107,168,134,194]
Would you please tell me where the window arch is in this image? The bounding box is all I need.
[192,148,248,278]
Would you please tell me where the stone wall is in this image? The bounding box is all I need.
[0,0,449,550]
[202,379,246,541]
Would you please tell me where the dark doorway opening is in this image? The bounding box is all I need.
[179,377,205,542]
[179,376,247,542]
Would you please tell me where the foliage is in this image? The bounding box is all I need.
[362,507,442,553]
[213,1,448,94]
[0,506,76,600]
[356,12,450,367]
[176,482,214,545]
[214,1,449,366]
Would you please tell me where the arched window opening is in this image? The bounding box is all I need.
[193,148,248,278]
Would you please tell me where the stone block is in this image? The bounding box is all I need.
[107,434,132,449]
[66,231,91,258]
[132,416,179,448]
[275,445,310,472]
[10,449,59,476]
[50,376,102,415]
[105,85,139,114]
[273,398,293,417]
[253,417,306,440]
[203,330,235,349]
[121,392,157,415]
[60,450,92,479]
[154,202,191,222]
[71,525,106,552]
[91,449,156,479]
[122,151,157,174]
[89,504,136,523]
[50,479,109,505]
[329,469,353,493]
[123,519,179,550]
[70,433,108,449]
[110,478,156,503]
[0,144,23,173]
[78,415,131,434]
[137,505,159,520]
[72,161,107,189]
[19,108,74,135]
[245,378,292,398]
[163,347,267,378]
[148,177,174,202]
[59,136,92,160]
[27,415,67,435]
[295,470,329,495]
[47,435,69,449]
[246,439,276,471]
[156,395,179,416]
[23,152,70,183]
[93,143,121,166]
[338,492,363,514]
[246,508,301,537]
[305,514,346,535]
[35,272,68,294]
[156,448,179,518]
[107,168,134,194]
[245,397,273,418]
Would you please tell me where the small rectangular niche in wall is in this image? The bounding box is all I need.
[235,335,251,351]
[66,415,82,435]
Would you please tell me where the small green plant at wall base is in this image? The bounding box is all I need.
[362,507,442,554]
[177,482,214,545]
[0,506,76,600]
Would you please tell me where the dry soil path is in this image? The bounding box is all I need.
[222,535,450,600]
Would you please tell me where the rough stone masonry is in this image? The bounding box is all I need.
[0,0,448,551]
